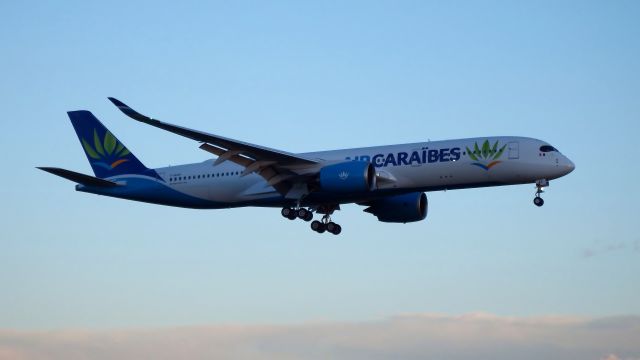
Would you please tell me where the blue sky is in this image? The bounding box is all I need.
[0,0,639,331]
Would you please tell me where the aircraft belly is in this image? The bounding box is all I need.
[207,176,273,203]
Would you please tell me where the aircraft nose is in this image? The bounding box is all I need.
[564,157,575,174]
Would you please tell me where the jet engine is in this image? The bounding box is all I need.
[364,192,428,223]
[319,161,376,193]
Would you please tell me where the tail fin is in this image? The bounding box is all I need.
[68,110,150,179]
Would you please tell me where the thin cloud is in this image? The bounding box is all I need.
[600,355,640,360]
[1,313,639,360]
[582,239,640,258]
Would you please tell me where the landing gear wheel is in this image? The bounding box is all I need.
[309,204,341,234]
[281,207,293,218]
[311,220,326,233]
[297,208,312,221]
[281,207,297,220]
[326,222,342,235]
[533,197,544,207]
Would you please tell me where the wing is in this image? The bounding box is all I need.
[108,98,320,195]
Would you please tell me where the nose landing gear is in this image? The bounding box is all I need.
[533,179,549,207]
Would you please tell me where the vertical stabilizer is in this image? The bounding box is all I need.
[67,110,151,179]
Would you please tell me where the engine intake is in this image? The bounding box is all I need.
[319,161,376,193]
[364,192,428,223]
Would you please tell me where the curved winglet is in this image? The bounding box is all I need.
[108,97,156,123]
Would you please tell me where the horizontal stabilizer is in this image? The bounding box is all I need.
[37,167,119,187]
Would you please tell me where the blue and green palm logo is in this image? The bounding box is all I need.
[81,129,130,170]
[466,140,507,170]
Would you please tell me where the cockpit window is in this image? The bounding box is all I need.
[539,145,558,152]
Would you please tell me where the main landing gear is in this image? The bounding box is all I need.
[310,215,342,235]
[533,179,549,207]
[281,207,313,221]
[280,206,342,235]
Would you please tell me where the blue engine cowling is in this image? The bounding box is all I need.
[319,161,376,193]
[364,192,428,223]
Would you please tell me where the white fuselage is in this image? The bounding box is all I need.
[99,136,573,209]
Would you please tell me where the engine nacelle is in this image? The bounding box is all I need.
[319,161,376,193]
[364,192,428,223]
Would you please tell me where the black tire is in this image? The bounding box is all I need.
[297,208,308,220]
[533,197,544,207]
[304,211,313,222]
[281,207,292,218]
[311,220,326,233]
[287,211,297,220]
[327,222,342,235]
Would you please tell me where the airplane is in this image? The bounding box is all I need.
[38,98,575,235]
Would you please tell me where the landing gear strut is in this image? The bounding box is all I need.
[533,179,549,207]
